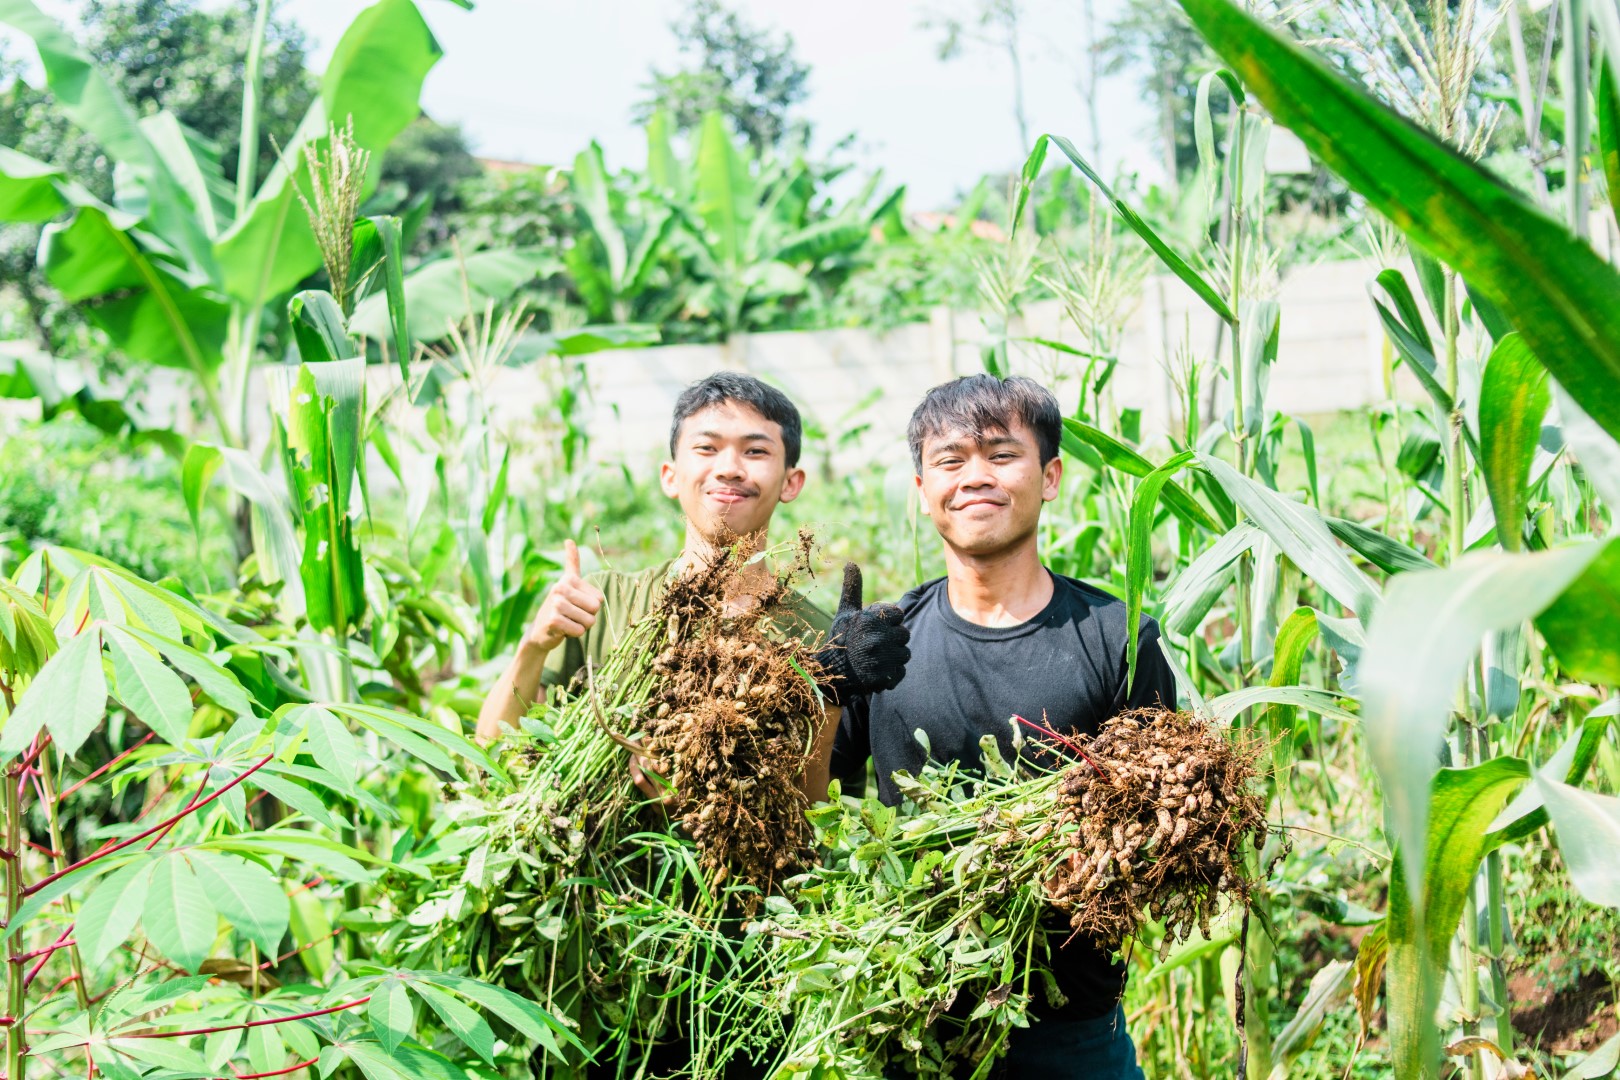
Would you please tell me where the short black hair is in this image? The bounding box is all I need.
[669,372,804,468]
[907,374,1061,473]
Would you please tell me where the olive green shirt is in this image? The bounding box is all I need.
[540,558,833,690]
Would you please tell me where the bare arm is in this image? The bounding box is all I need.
[801,703,842,804]
[475,640,555,744]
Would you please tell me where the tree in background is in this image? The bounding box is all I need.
[0,0,315,355]
[373,114,482,253]
[1,0,317,195]
[633,0,812,154]
[1098,0,1216,187]
[926,0,1033,159]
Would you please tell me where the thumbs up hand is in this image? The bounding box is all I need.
[811,563,911,705]
[523,540,606,654]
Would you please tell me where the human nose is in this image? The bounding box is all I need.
[713,447,746,479]
[959,454,995,488]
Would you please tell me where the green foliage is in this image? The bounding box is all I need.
[634,0,812,154]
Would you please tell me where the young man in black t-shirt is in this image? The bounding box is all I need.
[831,374,1173,1079]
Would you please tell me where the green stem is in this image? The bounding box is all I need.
[235,0,272,224]
[1442,269,1465,566]
[1564,0,1591,238]
[1228,102,1255,690]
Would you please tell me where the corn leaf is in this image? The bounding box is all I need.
[1360,543,1602,919]
[285,359,365,634]
[1601,60,1620,225]
[1180,0,1620,443]
[1477,333,1550,552]
[1536,777,1620,907]
[1488,705,1616,845]
[1535,540,1620,684]
[1386,757,1531,1078]
[1198,454,1380,620]
[1126,451,1196,692]
[1065,419,1224,532]
[1022,134,1234,324]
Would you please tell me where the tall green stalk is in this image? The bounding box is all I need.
[1564,0,1591,238]
[219,0,274,448]
[1227,99,1256,686]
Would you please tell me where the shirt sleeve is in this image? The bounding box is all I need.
[1116,615,1178,712]
[830,693,873,798]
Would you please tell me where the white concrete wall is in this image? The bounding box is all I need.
[3,255,1442,477]
[558,255,1419,474]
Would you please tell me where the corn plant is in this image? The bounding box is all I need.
[1000,0,1620,1076]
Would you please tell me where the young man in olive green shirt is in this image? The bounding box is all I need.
[475,372,909,802]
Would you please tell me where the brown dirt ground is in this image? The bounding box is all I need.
[1510,968,1619,1055]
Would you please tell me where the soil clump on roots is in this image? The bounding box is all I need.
[641,532,825,898]
[1047,707,1267,954]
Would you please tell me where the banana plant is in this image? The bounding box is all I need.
[565,140,682,325]
[673,111,901,336]
[0,0,443,445]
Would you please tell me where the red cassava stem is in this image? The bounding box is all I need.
[17,932,74,964]
[58,734,157,802]
[16,736,53,774]
[144,773,210,851]
[260,927,343,970]
[235,1055,320,1078]
[126,995,370,1039]
[24,756,273,897]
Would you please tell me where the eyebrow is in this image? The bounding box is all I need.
[931,434,1021,455]
[692,430,776,444]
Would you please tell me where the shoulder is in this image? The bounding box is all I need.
[586,558,675,597]
[896,576,948,618]
[1050,573,1163,636]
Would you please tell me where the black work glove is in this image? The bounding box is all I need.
[813,563,911,706]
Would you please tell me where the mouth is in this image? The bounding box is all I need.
[707,489,757,505]
[952,498,1006,511]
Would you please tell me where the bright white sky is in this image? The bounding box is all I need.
[12,0,1163,209]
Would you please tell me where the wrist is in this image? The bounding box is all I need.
[517,635,557,665]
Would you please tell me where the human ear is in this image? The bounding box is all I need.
[659,460,679,500]
[1041,456,1062,503]
[914,471,933,518]
[779,466,807,504]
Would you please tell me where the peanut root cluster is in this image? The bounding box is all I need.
[1048,708,1267,954]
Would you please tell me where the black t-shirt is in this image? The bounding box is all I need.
[830,569,1177,1021]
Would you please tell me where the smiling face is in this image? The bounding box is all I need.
[915,419,1061,558]
[660,401,805,543]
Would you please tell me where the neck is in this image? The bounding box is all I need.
[943,534,1052,627]
[678,522,769,571]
